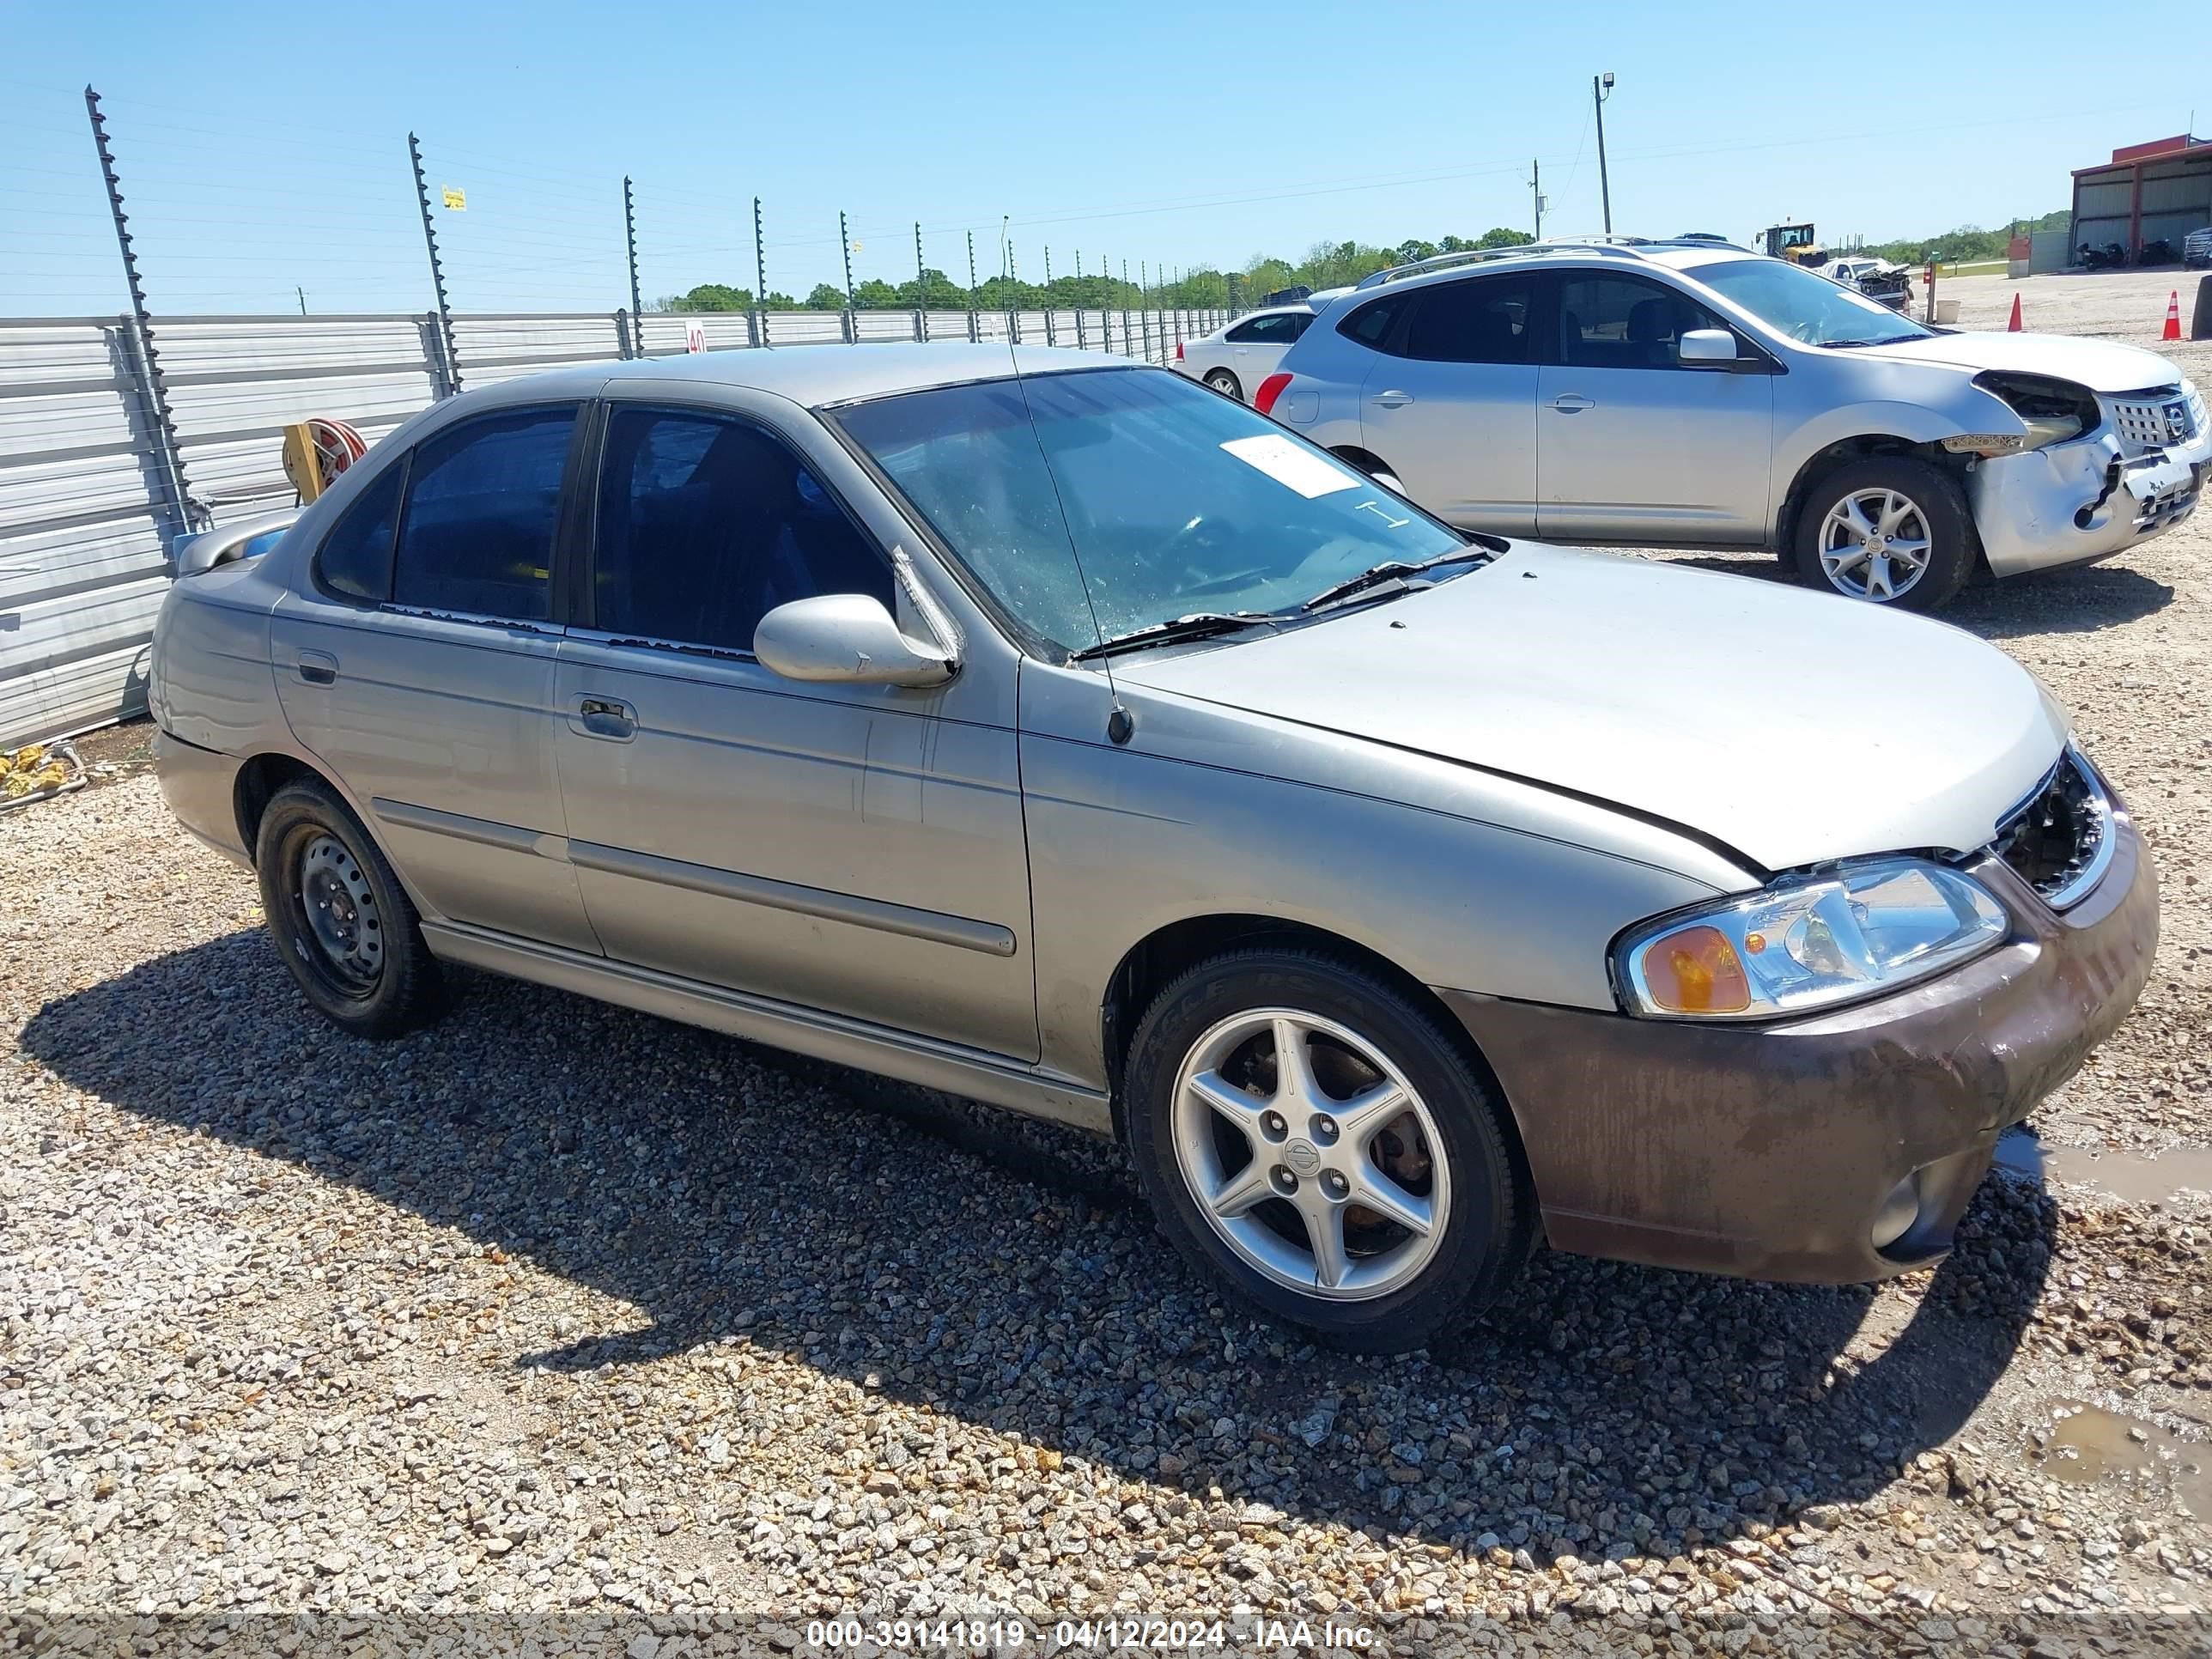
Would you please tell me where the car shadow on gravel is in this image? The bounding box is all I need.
[1626,548,2176,639]
[21,930,2058,1563]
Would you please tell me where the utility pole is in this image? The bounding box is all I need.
[1529,158,1544,240]
[1593,72,1617,235]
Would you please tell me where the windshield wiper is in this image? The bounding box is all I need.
[1299,547,1489,612]
[1070,611,1274,661]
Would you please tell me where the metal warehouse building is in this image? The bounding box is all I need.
[2069,134,2212,260]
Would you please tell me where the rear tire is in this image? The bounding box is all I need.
[1124,949,1532,1354]
[256,779,443,1040]
[1791,456,1974,611]
[1203,368,1243,401]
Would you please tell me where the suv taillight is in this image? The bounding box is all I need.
[1175,341,1184,362]
[1255,373,1292,416]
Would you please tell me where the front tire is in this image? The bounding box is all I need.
[1203,368,1243,401]
[1792,456,1974,611]
[256,779,443,1039]
[1125,950,1532,1353]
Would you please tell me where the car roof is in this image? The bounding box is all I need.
[453,343,1135,412]
[1334,239,1764,304]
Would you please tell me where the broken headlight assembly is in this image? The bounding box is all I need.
[1948,370,2102,455]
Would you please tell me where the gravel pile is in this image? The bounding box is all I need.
[6,281,2211,1655]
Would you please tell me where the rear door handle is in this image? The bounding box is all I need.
[1369,390,1414,409]
[574,696,636,740]
[1549,394,1595,414]
[297,650,338,685]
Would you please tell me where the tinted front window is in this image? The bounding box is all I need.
[392,406,576,621]
[836,368,1468,651]
[592,407,891,652]
[1691,258,1929,346]
[314,463,403,605]
[1559,276,1725,369]
[1404,277,1534,363]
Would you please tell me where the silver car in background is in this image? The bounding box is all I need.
[1172,304,1316,402]
[151,345,2156,1352]
[1261,239,2207,609]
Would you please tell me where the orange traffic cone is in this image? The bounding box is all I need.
[2007,294,2023,331]
[2165,291,2183,342]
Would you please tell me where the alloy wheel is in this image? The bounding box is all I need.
[1170,1008,1450,1300]
[1817,487,1932,601]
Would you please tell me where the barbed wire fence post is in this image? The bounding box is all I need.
[1042,247,1055,346]
[1139,261,1151,363]
[622,176,644,359]
[82,85,198,544]
[1073,252,1085,349]
[753,197,769,349]
[1006,241,1018,343]
[915,222,927,343]
[406,133,460,396]
[965,231,979,343]
[1121,259,1132,359]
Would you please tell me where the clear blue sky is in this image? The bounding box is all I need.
[3,0,2202,315]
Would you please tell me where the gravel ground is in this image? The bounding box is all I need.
[6,274,2212,1657]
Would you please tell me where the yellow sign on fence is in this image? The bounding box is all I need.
[441,187,466,211]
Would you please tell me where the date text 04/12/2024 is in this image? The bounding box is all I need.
[803,1616,1379,1650]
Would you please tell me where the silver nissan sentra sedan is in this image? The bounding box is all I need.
[150,344,2158,1352]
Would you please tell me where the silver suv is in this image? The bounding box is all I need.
[1261,239,2207,610]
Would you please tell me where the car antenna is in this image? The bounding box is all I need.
[997,217,1134,745]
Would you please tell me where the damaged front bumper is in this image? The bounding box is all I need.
[1438,816,2158,1285]
[1969,423,2209,580]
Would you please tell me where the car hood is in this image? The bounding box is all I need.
[1116,544,2068,872]
[1851,330,2185,392]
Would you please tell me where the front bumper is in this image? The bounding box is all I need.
[1440,815,2158,1285]
[1970,425,2208,580]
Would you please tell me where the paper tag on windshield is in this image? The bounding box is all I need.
[1218,434,1361,499]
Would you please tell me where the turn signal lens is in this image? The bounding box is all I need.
[1639,925,1751,1014]
[1614,856,2008,1021]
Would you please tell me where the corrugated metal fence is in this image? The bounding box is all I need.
[0,303,1227,748]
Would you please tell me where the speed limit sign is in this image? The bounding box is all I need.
[685,319,708,354]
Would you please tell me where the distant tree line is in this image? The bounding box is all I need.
[650,212,2080,313]
[650,228,1539,313]
[1856,209,2068,265]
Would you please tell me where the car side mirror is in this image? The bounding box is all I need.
[173,510,298,576]
[754,592,956,689]
[1678,328,1739,366]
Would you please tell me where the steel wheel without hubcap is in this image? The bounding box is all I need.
[1170,1007,1450,1300]
[1817,487,1932,601]
[295,831,383,994]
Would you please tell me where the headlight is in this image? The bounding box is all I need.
[1970,370,2099,452]
[1613,857,2008,1020]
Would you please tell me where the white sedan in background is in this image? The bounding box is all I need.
[1174,305,1316,402]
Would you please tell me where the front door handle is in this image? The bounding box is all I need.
[575,696,636,740]
[1549,394,1595,415]
[1369,390,1414,409]
[297,650,338,685]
